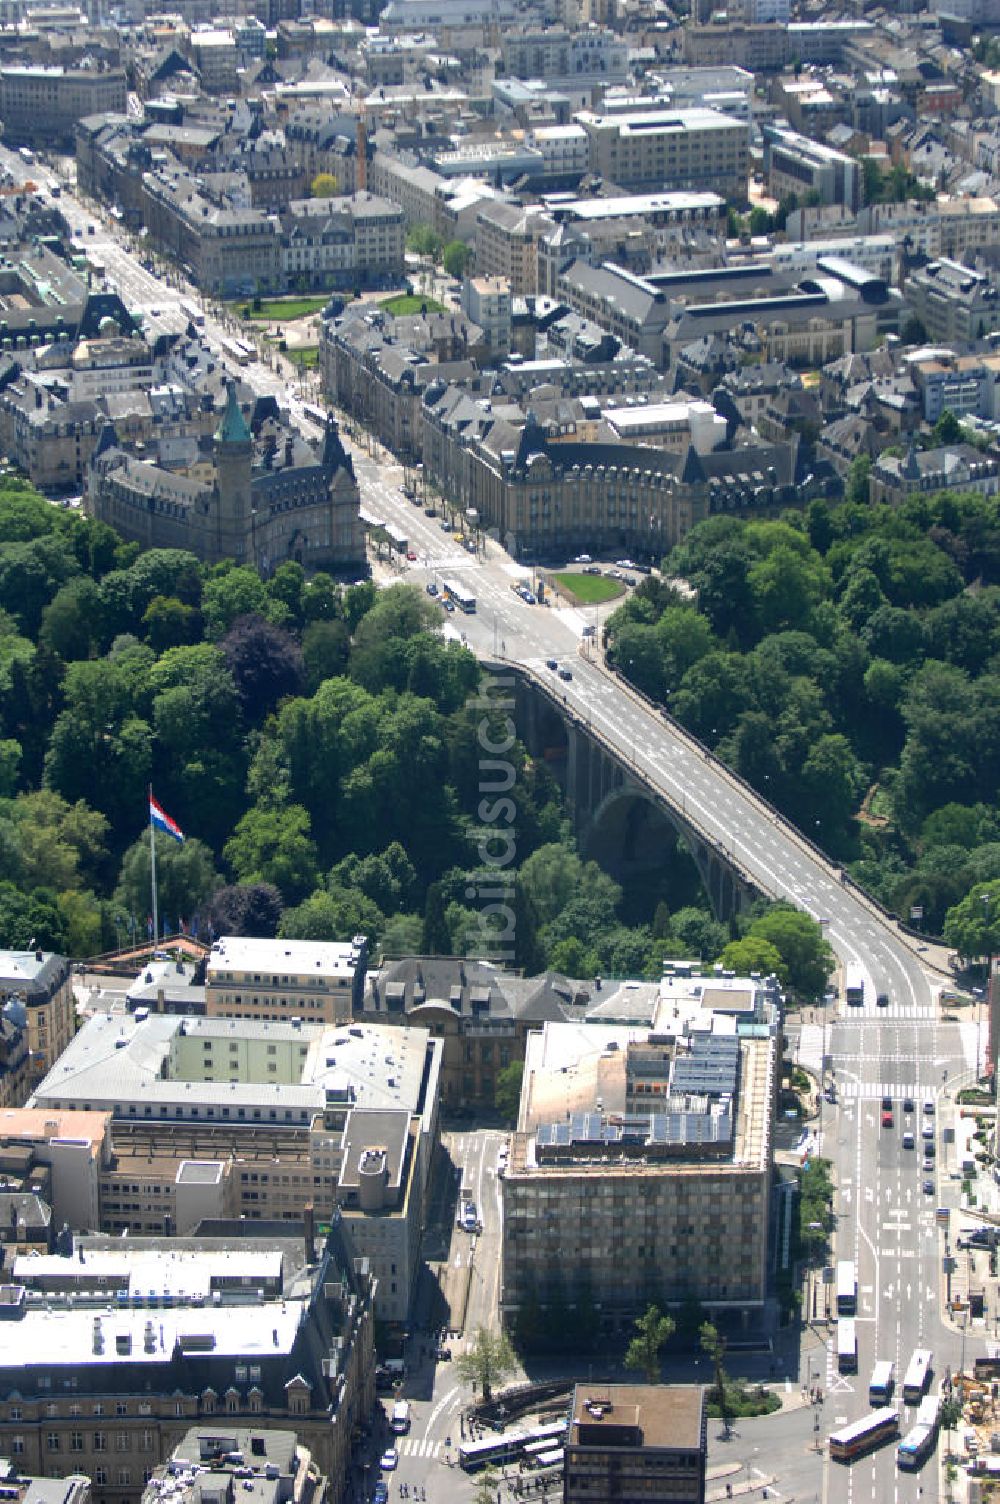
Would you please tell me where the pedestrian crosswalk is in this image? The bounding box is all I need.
[835,1081,941,1102]
[396,1439,443,1460]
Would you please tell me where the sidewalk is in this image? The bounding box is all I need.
[706,1461,776,1501]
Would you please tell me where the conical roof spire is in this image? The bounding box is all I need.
[214,380,251,447]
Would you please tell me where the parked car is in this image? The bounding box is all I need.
[435,1345,452,1361]
[575,553,592,563]
[546,658,558,670]
[380,1451,398,1472]
[374,1483,388,1504]
[406,550,417,561]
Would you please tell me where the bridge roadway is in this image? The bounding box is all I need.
[15,145,967,1502]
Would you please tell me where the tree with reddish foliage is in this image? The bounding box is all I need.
[221,612,303,721]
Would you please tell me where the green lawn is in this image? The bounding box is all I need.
[288,346,319,369]
[551,571,625,605]
[240,296,331,322]
[379,294,445,316]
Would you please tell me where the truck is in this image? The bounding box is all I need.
[391,1400,410,1434]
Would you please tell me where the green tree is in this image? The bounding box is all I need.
[223,803,319,904]
[625,1303,675,1384]
[310,172,339,198]
[406,223,443,260]
[278,886,384,942]
[494,1060,524,1122]
[422,881,451,954]
[114,834,221,932]
[943,878,1000,961]
[442,240,472,279]
[845,454,871,508]
[932,408,963,448]
[700,1321,730,1435]
[749,906,834,997]
[718,935,783,978]
[455,1327,516,1404]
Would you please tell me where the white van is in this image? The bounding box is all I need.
[391,1400,410,1434]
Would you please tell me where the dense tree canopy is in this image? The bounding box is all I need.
[604,495,1000,944]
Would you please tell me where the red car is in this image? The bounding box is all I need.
[406,550,417,561]
[881,1109,893,1128]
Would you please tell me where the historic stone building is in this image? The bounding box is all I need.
[87,385,365,573]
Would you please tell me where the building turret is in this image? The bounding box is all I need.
[212,381,253,565]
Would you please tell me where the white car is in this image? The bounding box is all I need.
[380,1450,398,1472]
[574,554,592,564]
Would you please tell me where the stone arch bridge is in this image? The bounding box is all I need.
[510,667,756,921]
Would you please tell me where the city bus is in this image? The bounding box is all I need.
[903,1349,933,1403]
[523,1423,567,1451]
[897,1395,940,1470]
[459,1431,528,1471]
[443,579,476,613]
[221,337,254,367]
[829,1409,899,1463]
[836,1259,857,1316]
[869,1361,895,1404]
[837,1318,858,1373]
[845,967,866,1007]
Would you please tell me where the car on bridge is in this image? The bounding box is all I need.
[559,668,573,681]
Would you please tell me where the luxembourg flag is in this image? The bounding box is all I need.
[149,792,185,843]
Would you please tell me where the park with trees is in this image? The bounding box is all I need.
[0,476,837,1001]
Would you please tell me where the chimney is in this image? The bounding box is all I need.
[304,1201,315,1263]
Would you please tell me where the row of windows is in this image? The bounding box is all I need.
[9,1402,146,1421]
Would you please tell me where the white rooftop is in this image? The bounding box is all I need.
[207,935,361,979]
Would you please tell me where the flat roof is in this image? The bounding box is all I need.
[570,1382,705,1452]
[0,1298,304,1369]
[29,1013,430,1118]
[206,935,361,979]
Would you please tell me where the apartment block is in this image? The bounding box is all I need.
[0,949,75,1085]
[204,935,368,1023]
[501,975,779,1330]
[0,1229,374,1504]
[904,259,1000,345]
[565,1385,707,1504]
[280,194,404,292]
[762,123,861,211]
[26,1010,441,1323]
[0,66,127,146]
[575,107,748,199]
[462,277,512,355]
[475,202,554,298]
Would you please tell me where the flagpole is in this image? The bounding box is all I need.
[149,786,158,956]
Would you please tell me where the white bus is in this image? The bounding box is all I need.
[845,967,866,1007]
[836,1318,857,1373]
[903,1348,933,1403]
[869,1361,895,1404]
[830,1409,899,1464]
[221,337,254,367]
[897,1395,940,1469]
[836,1259,857,1315]
[443,579,476,614]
